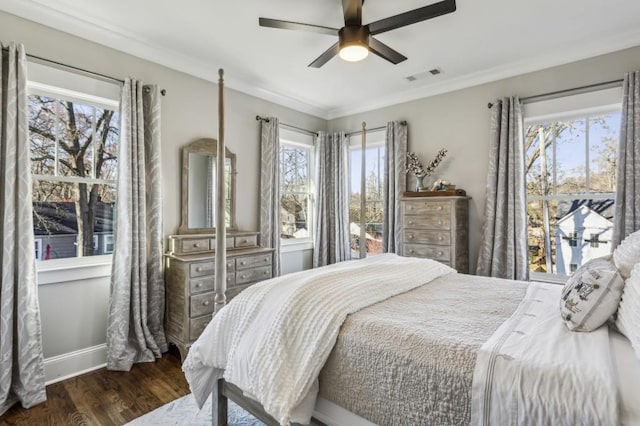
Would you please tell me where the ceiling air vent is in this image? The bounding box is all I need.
[405,67,443,82]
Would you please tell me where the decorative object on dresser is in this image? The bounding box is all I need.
[405,149,448,191]
[400,195,469,273]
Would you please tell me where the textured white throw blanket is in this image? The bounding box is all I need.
[182,254,453,425]
[471,282,619,426]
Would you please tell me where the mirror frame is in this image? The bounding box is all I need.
[178,138,237,234]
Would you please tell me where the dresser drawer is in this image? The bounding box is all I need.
[190,292,214,317]
[180,238,210,254]
[190,277,214,293]
[189,315,212,341]
[190,261,215,278]
[403,244,451,261]
[236,265,272,285]
[210,237,235,250]
[236,253,272,270]
[403,215,451,230]
[403,201,451,216]
[235,234,258,248]
[404,230,450,245]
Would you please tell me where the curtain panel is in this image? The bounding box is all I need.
[259,117,281,276]
[313,131,351,267]
[612,70,640,247]
[383,121,407,253]
[0,42,47,415]
[107,80,166,371]
[476,97,529,280]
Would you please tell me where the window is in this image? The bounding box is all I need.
[279,128,314,243]
[103,234,115,254]
[525,91,621,277]
[348,130,386,259]
[28,63,120,262]
[34,238,43,261]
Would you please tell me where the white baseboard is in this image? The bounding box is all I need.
[44,343,107,385]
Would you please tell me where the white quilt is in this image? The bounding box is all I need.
[182,254,453,425]
[471,282,619,426]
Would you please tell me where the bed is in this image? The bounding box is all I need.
[182,254,640,426]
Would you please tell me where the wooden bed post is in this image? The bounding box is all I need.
[215,68,227,313]
[212,379,228,426]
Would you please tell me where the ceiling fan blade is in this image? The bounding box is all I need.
[367,0,456,35]
[342,0,363,26]
[259,17,338,36]
[368,37,407,64]
[308,42,340,68]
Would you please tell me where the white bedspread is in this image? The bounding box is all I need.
[471,282,619,426]
[182,254,453,425]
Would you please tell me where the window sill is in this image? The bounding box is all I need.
[37,255,113,286]
[529,271,567,285]
[280,240,314,253]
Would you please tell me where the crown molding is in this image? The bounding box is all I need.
[3,0,640,122]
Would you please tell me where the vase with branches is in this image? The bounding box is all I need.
[405,149,448,191]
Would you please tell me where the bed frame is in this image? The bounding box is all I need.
[212,379,326,426]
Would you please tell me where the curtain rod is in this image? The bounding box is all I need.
[487,79,623,109]
[346,120,406,137]
[255,115,316,136]
[2,47,166,96]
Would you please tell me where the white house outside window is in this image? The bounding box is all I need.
[524,88,622,278]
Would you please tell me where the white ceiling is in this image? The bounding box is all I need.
[2,0,640,119]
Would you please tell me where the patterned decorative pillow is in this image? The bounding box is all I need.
[616,262,640,360]
[560,257,625,332]
[613,229,640,279]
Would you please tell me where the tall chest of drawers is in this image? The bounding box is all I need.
[164,231,274,359]
[400,196,470,273]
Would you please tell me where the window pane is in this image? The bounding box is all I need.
[280,194,309,239]
[33,182,116,259]
[588,113,619,193]
[555,119,586,194]
[96,107,120,180]
[29,95,58,176]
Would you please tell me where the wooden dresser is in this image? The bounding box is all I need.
[164,231,274,359]
[400,196,470,273]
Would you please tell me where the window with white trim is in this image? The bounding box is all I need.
[348,130,386,259]
[103,234,115,254]
[279,128,314,243]
[28,62,120,262]
[34,238,43,261]
[524,88,621,278]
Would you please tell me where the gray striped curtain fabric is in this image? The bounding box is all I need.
[383,121,407,253]
[106,80,167,371]
[0,42,47,415]
[259,117,281,276]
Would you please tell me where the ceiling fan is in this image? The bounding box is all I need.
[258,0,456,68]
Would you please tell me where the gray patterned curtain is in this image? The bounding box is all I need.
[313,131,351,267]
[107,80,166,371]
[383,121,407,253]
[0,42,47,415]
[476,97,528,280]
[259,117,281,276]
[612,70,640,248]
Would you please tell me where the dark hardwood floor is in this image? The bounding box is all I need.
[1,347,190,425]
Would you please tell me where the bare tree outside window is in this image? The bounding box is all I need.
[29,93,119,260]
[279,144,312,240]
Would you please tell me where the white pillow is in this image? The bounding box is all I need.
[560,257,625,332]
[616,262,640,360]
[613,229,640,279]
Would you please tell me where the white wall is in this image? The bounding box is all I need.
[328,45,640,274]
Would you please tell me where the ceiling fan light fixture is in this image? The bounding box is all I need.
[339,43,369,62]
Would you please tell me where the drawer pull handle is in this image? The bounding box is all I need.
[263,271,268,275]
[241,239,247,243]
[410,249,415,254]
[438,221,443,226]
[193,242,201,248]
[438,236,444,241]
[195,267,203,272]
[408,235,414,239]
[240,275,246,279]
[438,251,444,256]
[408,220,413,225]
[196,282,202,288]
[203,300,210,306]
[437,206,443,210]
[264,258,269,262]
[240,261,246,266]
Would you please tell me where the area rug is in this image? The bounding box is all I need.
[126,393,264,426]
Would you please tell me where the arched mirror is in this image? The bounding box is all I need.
[178,138,236,234]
